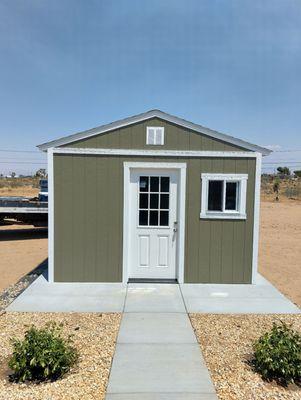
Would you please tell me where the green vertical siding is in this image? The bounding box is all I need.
[64,118,246,151]
[53,154,255,283]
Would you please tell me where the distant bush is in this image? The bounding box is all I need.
[253,322,301,385]
[294,170,301,178]
[8,322,78,383]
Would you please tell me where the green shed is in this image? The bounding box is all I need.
[38,110,271,284]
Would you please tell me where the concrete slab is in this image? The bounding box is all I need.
[106,393,217,399]
[118,313,197,344]
[106,343,215,394]
[125,284,186,313]
[181,274,300,314]
[7,275,127,312]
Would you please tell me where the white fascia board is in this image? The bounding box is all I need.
[52,147,258,158]
[37,110,272,155]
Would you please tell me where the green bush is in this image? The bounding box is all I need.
[253,322,301,385]
[8,322,78,383]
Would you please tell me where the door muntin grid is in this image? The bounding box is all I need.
[138,176,170,227]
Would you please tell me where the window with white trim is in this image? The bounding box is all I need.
[200,173,248,219]
[146,127,164,145]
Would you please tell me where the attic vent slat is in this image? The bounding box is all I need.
[146,127,164,145]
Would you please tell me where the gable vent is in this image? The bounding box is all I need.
[146,127,164,145]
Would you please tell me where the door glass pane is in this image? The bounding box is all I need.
[139,210,148,225]
[140,176,149,192]
[160,194,169,209]
[150,193,159,209]
[150,177,159,192]
[160,211,169,226]
[138,175,171,227]
[160,177,169,192]
[225,182,238,210]
[208,180,223,211]
[139,193,148,209]
[149,210,159,226]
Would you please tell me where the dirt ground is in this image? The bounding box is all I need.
[0,200,300,308]
[0,223,47,292]
[259,200,301,308]
[0,187,39,198]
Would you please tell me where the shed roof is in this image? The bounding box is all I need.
[37,109,271,155]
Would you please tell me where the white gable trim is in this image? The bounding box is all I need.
[38,110,271,155]
[52,147,258,158]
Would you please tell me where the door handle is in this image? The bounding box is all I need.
[173,221,178,233]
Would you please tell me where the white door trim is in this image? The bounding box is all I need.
[123,162,187,284]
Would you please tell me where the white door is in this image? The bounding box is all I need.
[129,169,178,279]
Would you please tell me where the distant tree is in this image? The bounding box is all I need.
[11,172,16,178]
[273,177,280,201]
[35,168,47,178]
[277,166,291,176]
[294,170,301,178]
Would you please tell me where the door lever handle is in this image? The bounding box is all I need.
[173,221,178,233]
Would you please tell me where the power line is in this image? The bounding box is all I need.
[263,161,301,165]
[273,149,301,153]
[0,161,46,165]
[0,149,40,153]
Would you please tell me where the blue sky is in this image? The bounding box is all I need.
[0,0,300,174]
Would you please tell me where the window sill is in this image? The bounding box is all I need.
[200,212,247,220]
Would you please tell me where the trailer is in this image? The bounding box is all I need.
[0,180,48,226]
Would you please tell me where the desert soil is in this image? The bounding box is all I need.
[0,224,47,292]
[0,312,121,400]
[0,200,300,307]
[259,201,301,308]
[190,314,301,400]
[0,187,39,198]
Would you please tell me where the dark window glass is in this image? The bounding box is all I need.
[150,177,159,192]
[149,210,158,226]
[150,193,159,209]
[160,211,169,226]
[225,182,238,210]
[208,180,223,211]
[139,210,148,225]
[139,193,148,209]
[160,194,169,209]
[160,177,170,192]
[140,176,149,192]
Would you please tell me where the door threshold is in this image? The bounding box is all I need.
[128,278,178,284]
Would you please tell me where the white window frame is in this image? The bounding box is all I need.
[200,173,248,220]
[146,126,165,145]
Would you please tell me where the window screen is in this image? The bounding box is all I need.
[208,180,223,211]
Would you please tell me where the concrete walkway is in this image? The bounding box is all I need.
[7,273,300,314]
[105,283,217,400]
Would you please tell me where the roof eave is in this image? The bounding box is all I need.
[37,109,272,156]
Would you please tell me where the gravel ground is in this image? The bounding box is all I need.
[0,312,121,400]
[0,261,47,311]
[190,314,301,400]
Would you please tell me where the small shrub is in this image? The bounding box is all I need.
[253,322,301,385]
[8,322,78,383]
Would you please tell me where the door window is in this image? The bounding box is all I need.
[139,176,170,227]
